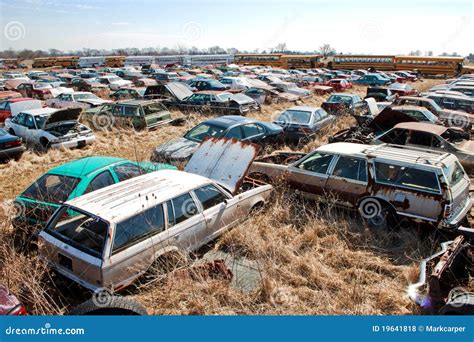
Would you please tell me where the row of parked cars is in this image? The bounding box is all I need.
[1,62,474,315]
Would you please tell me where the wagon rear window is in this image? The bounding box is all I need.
[374,162,440,193]
[21,174,80,204]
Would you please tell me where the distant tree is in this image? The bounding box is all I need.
[272,42,287,53]
[409,50,422,56]
[319,44,336,58]
[426,51,433,56]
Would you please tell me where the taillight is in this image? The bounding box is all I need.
[9,305,28,316]
[443,204,452,218]
[5,139,22,148]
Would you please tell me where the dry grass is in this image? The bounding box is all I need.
[0,81,447,315]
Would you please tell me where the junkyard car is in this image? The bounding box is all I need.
[249,142,471,230]
[13,156,176,233]
[71,78,108,93]
[389,83,418,96]
[273,106,335,143]
[326,78,352,91]
[46,91,111,109]
[16,82,56,100]
[390,105,440,124]
[364,87,397,102]
[375,122,474,173]
[38,139,272,291]
[321,93,368,115]
[0,286,27,315]
[5,107,95,149]
[353,73,391,86]
[97,75,132,90]
[427,94,474,114]
[187,78,230,91]
[84,100,174,130]
[151,115,283,164]
[0,128,24,161]
[410,234,474,315]
[392,96,474,131]
[178,91,260,115]
[110,87,146,101]
[0,97,40,123]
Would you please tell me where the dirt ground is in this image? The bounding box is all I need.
[0,79,448,315]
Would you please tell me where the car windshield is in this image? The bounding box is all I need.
[45,206,108,258]
[74,93,97,100]
[184,123,225,142]
[34,114,49,128]
[21,173,81,204]
[328,95,352,103]
[33,83,51,89]
[277,110,312,124]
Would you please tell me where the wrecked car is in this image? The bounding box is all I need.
[248,142,471,230]
[110,87,146,101]
[410,234,474,315]
[0,285,27,315]
[273,106,335,143]
[375,122,474,173]
[427,93,474,114]
[0,128,24,161]
[0,98,41,123]
[38,138,272,291]
[13,156,176,239]
[321,93,368,115]
[151,115,283,165]
[84,99,175,130]
[46,91,111,109]
[364,87,397,102]
[5,107,95,150]
[393,96,474,131]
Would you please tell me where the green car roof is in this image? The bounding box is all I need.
[48,156,125,177]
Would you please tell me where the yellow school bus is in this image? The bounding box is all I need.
[280,54,321,69]
[330,55,396,71]
[54,56,79,68]
[105,56,125,67]
[234,54,283,67]
[395,56,464,76]
[32,57,57,68]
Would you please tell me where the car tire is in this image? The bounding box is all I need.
[69,296,148,316]
[39,138,50,150]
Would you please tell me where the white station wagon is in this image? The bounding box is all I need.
[39,138,272,291]
[5,107,95,150]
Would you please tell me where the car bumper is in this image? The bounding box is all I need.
[0,146,25,160]
[50,136,95,149]
[442,197,472,229]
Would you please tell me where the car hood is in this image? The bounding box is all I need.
[154,137,200,161]
[44,107,82,127]
[9,100,42,117]
[231,93,256,105]
[77,98,111,105]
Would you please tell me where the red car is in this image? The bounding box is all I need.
[394,71,418,82]
[0,286,27,315]
[326,78,352,91]
[389,83,418,96]
[16,82,55,100]
[0,97,37,123]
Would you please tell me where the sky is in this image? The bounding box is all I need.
[0,0,473,55]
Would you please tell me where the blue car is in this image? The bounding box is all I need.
[273,106,335,143]
[0,128,24,161]
[151,115,283,164]
[353,73,391,86]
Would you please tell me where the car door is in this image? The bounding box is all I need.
[242,123,266,143]
[192,183,238,241]
[22,114,39,143]
[164,193,207,252]
[105,203,166,288]
[286,152,336,199]
[324,155,368,207]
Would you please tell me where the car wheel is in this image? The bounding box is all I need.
[39,138,50,149]
[69,296,148,316]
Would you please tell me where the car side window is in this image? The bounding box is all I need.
[123,106,140,117]
[374,162,440,193]
[112,105,123,116]
[112,204,165,253]
[113,163,146,181]
[24,114,36,129]
[242,123,263,138]
[407,131,440,148]
[84,170,115,194]
[378,128,408,145]
[194,184,228,211]
[297,153,334,174]
[331,156,367,182]
[225,126,243,139]
[169,193,199,226]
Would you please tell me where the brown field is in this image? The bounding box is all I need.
[0,79,447,315]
